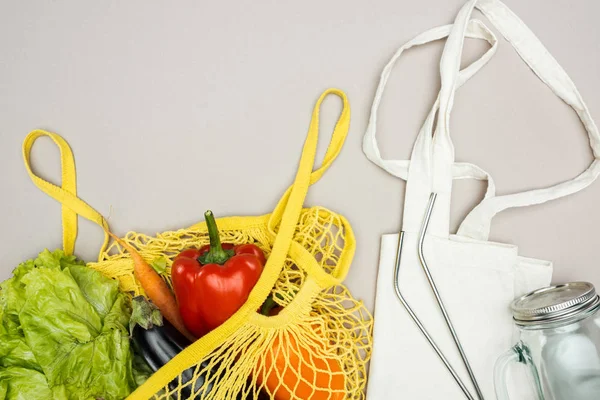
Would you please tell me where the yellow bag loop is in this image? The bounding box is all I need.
[262,87,350,294]
[267,89,354,284]
[22,130,110,258]
[127,88,352,399]
[267,88,350,234]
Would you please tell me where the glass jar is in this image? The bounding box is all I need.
[494,282,600,399]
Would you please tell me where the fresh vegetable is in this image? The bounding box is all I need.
[132,318,271,400]
[129,295,163,335]
[132,318,216,399]
[106,231,195,341]
[256,300,345,400]
[150,256,168,275]
[259,332,345,400]
[0,249,150,400]
[171,210,265,337]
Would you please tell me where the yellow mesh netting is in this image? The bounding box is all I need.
[23,88,373,400]
[89,206,373,400]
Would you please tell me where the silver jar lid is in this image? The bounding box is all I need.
[512,282,600,326]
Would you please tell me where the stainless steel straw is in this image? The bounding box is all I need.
[393,193,484,400]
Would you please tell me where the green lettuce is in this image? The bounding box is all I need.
[0,367,56,400]
[0,249,149,400]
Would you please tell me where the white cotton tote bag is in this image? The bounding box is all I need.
[363,0,600,399]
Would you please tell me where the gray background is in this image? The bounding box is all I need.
[1,0,599,312]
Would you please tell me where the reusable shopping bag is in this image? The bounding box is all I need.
[23,89,373,400]
[363,0,600,398]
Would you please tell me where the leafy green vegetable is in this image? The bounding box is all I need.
[0,249,149,400]
[132,351,154,388]
[0,367,57,400]
[150,257,168,275]
[0,334,40,371]
[0,259,36,336]
[129,296,163,335]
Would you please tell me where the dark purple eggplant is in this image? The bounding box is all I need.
[132,319,270,400]
[132,319,214,399]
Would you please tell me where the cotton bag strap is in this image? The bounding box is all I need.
[22,130,110,258]
[363,19,499,235]
[364,20,497,191]
[436,0,600,241]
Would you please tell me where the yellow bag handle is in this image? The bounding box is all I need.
[128,88,351,399]
[22,130,110,258]
[266,88,354,284]
[267,88,350,233]
[257,87,350,319]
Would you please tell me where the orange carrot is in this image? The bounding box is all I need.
[106,231,195,341]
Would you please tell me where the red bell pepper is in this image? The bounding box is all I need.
[171,210,266,338]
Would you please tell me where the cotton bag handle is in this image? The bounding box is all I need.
[22,130,110,259]
[363,19,499,199]
[435,0,600,240]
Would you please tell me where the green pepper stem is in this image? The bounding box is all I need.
[206,210,223,252]
[199,210,234,265]
[260,294,277,316]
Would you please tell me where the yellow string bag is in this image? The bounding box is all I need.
[23,88,373,400]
